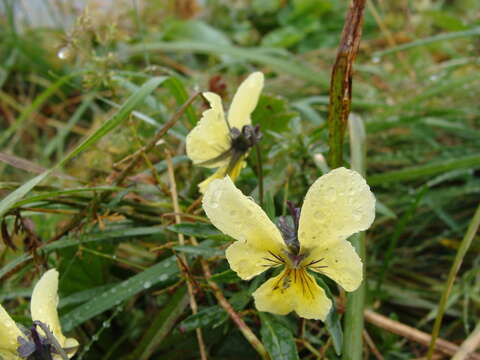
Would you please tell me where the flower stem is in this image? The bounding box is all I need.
[343,115,367,360]
[327,0,367,169]
[427,202,480,359]
[255,141,264,206]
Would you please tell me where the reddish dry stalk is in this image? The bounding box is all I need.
[327,0,366,168]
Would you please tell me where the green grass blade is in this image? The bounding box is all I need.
[130,286,189,360]
[368,154,480,186]
[128,41,328,86]
[427,202,480,359]
[61,256,179,332]
[0,225,164,280]
[373,27,480,57]
[0,76,166,219]
[58,76,167,167]
[0,72,79,147]
[342,115,367,360]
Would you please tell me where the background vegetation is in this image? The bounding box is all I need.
[1,0,479,359]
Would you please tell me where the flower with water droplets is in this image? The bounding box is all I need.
[186,72,264,194]
[202,167,375,320]
[0,269,79,360]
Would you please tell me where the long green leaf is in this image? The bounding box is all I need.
[61,255,178,331]
[342,114,367,360]
[131,286,190,360]
[128,41,328,86]
[373,27,480,57]
[368,154,480,186]
[0,225,164,280]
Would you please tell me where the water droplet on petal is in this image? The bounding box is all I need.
[210,189,223,208]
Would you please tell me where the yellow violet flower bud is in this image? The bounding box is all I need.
[202,167,376,320]
[186,72,264,193]
[0,269,79,359]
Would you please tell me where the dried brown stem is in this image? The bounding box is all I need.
[165,151,207,360]
[364,309,480,360]
[49,92,200,243]
[327,0,366,168]
[194,237,269,360]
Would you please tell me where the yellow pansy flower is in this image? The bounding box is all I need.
[202,167,375,320]
[186,72,264,193]
[0,269,79,360]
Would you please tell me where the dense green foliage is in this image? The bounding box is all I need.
[1,1,479,359]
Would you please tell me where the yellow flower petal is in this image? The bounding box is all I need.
[30,269,67,348]
[60,338,80,360]
[198,166,227,194]
[298,167,375,250]
[198,159,246,194]
[0,350,21,360]
[0,304,23,354]
[202,176,284,252]
[306,240,363,292]
[253,269,332,320]
[227,72,264,129]
[186,92,230,168]
[226,241,278,280]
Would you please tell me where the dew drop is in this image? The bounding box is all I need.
[143,281,152,289]
[371,56,381,64]
[159,274,169,281]
[57,46,73,60]
[210,189,223,208]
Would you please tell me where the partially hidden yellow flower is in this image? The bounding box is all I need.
[202,167,375,320]
[186,72,264,194]
[0,269,79,360]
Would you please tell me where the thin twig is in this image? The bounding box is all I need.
[364,309,480,360]
[193,236,269,360]
[452,322,480,360]
[49,92,200,243]
[363,329,384,360]
[165,151,207,360]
